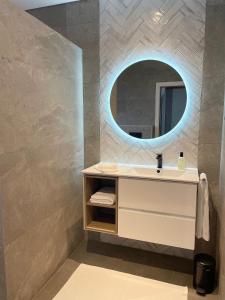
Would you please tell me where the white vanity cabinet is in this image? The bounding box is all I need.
[118,178,197,250]
[82,163,199,251]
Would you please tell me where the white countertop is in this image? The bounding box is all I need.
[82,163,199,184]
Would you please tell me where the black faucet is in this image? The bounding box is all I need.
[156,154,163,169]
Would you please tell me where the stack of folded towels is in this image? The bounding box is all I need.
[90,187,116,206]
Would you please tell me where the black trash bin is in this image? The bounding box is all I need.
[193,253,216,295]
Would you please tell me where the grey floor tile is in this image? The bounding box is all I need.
[32,239,219,300]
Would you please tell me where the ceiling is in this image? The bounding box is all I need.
[9,0,79,10]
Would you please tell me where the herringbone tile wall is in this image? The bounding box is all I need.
[99,0,206,167]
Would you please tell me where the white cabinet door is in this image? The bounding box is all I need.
[119,178,197,217]
[118,208,195,250]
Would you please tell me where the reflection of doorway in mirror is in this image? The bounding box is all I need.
[155,82,186,137]
[110,60,187,140]
[111,82,118,119]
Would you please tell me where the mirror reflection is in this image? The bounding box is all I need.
[110,60,187,139]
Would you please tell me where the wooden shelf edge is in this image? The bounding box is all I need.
[86,201,116,209]
[84,175,118,180]
[86,221,117,235]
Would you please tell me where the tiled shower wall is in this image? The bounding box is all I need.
[219,102,225,299]
[28,0,100,167]
[197,1,225,259]
[0,196,6,299]
[0,2,84,299]
[99,0,206,168]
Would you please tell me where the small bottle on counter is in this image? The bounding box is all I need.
[178,152,186,170]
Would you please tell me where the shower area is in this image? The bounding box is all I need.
[0,1,84,299]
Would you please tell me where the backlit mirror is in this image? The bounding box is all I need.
[110,60,187,139]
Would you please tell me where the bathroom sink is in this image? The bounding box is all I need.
[95,163,118,173]
[132,167,160,176]
[131,166,198,182]
[132,167,184,177]
[83,163,199,183]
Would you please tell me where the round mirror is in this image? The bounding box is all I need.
[110,60,187,139]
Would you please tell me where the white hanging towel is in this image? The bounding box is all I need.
[196,173,210,241]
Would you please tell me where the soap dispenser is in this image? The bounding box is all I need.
[178,152,186,170]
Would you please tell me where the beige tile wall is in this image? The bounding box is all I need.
[0,2,84,299]
[219,98,225,299]
[198,2,225,297]
[197,1,225,259]
[0,195,7,300]
[28,0,100,167]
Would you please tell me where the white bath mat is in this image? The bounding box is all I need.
[53,264,188,300]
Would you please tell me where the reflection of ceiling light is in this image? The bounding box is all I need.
[152,11,163,23]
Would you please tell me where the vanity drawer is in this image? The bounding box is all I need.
[119,178,197,217]
[118,208,195,250]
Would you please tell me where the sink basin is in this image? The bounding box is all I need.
[132,167,185,178]
[95,163,118,173]
[131,166,199,182]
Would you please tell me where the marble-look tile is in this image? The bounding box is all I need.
[28,0,100,168]
[83,81,100,166]
[100,234,194,260]
[198,104,223,145]
[32,259,80,300]
[33,240,218,300]
[66,23,99,50]
[28,5,67,29]
[0,1,84,300]
[207,0,225,5]
[1,81,83,245]
[83,82,100,125]
[198,143,221,179]
[83,50,100,85]
[203,4,225,86]
[199,6,225,298]
[201,75,225,109]
[219,232,225,299]
[198,142,221,204]
[0,195,7,300]
[5,208,83,300]
[0,251,7,300]
[219,113,225,300]
[84,135,100,167]
[203,49,225,80]
[66,0,99,26]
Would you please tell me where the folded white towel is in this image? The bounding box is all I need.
[91,187,115,200]
[196,173,210,241]
[90,187,116,205]
[90,197,115,205]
